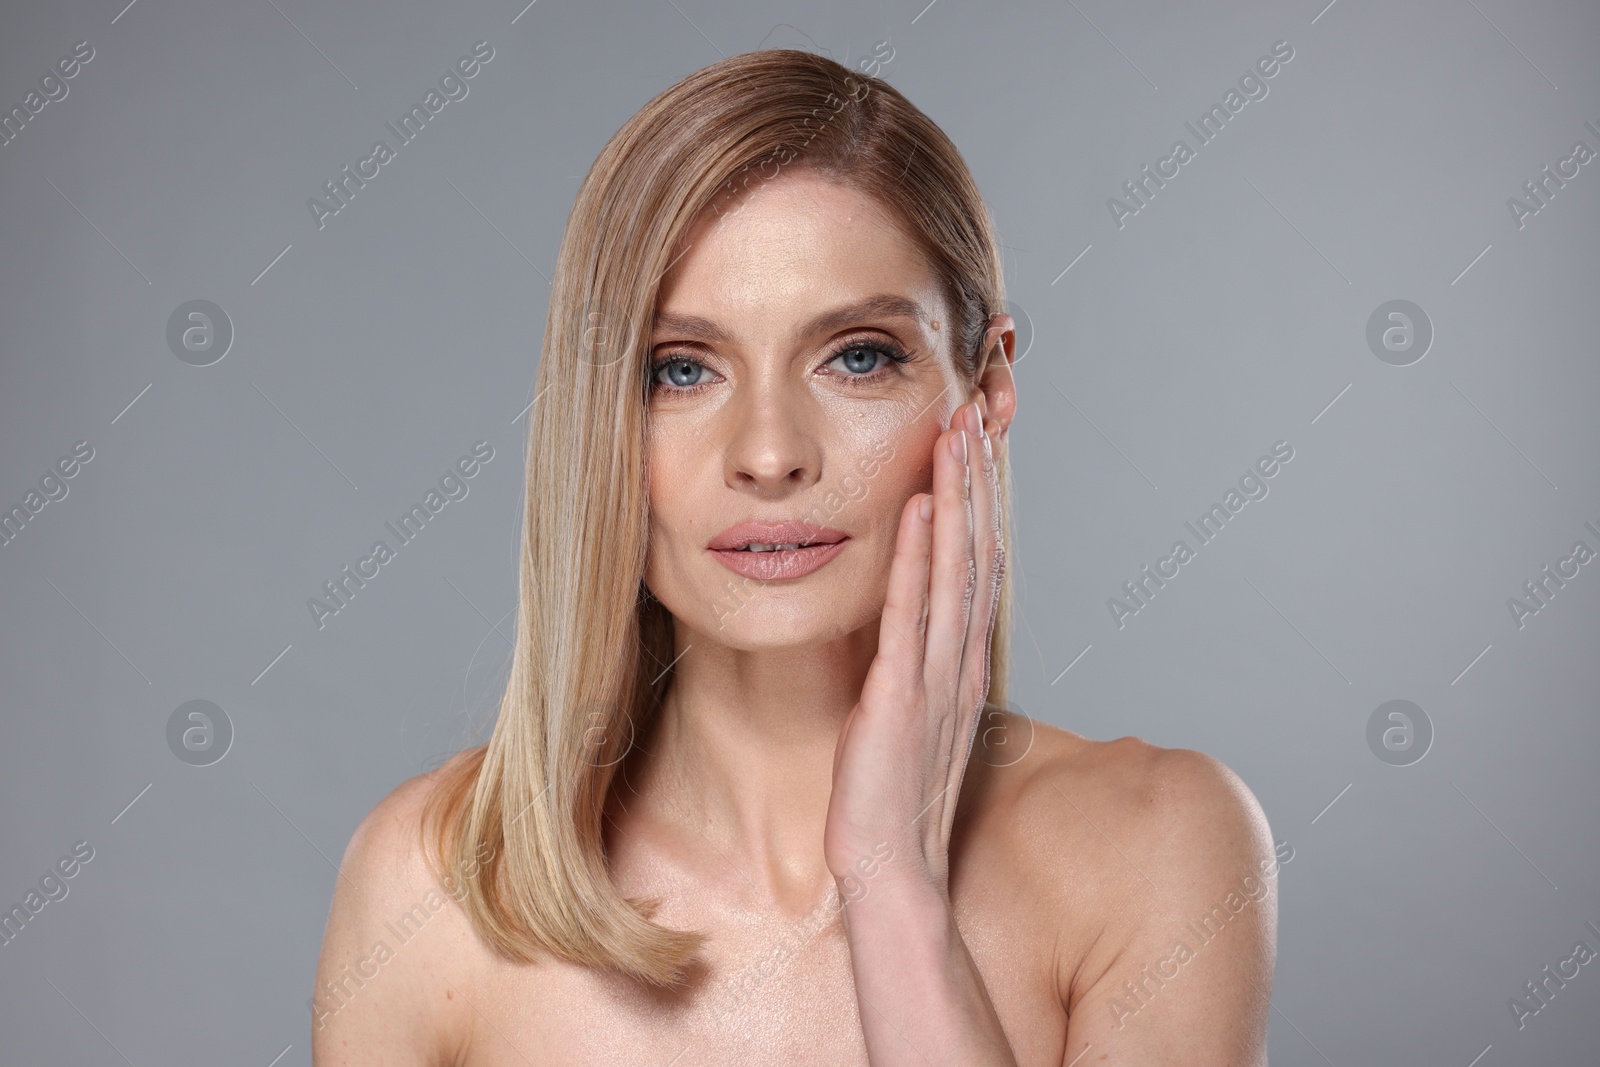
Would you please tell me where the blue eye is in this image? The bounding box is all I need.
[653,358,712,390]
[825,341,912,380]
[831,346,887,375]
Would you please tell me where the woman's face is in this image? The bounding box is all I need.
[643,166,978,649]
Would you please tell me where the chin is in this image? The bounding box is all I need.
[706,599,870,650]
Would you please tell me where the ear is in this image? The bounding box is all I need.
[971,313,1017,449]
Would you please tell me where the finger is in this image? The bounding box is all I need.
[943,412,1003,834]
[961,408,1004,712]
[923,407,976,708]
[867,490,934,702]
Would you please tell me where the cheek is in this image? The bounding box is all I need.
[811,414,940,632]
[851,406,939,498]
[820,406,941,555]
[643,428,702,585]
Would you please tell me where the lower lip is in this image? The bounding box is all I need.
[708,540,848,580]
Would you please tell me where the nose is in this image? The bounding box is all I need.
[720,382,822,496]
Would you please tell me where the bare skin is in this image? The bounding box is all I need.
[312,167,1277,1066]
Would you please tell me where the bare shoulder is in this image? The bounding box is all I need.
[969,711,1271,852]
[1022,719,1271,860]
[967,712,1279,1062]
[311,750,486,1066]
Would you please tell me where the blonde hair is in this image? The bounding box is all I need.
[422,47,1015,989]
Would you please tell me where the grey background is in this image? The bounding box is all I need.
[1,0,1596,1063]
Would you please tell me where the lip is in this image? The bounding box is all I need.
[707,520,851,581]
[707,520,849,552]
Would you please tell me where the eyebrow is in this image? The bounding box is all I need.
[651,294,928,347]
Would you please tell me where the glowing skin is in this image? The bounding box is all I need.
[633,163,1018,910]
[310,162,1277,1067]
[632,166,1024,1063]
[643,172,969,655]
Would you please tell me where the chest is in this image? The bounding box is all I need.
[455,875,1068,1067]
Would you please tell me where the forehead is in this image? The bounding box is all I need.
[653,168,946,333]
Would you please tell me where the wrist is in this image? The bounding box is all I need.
[836,860,950,918]
[836,871,959,992]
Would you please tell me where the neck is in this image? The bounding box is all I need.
[621,617,879,910]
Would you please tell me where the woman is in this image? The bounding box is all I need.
[312,48,1278,1066]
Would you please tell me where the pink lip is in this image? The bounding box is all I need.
[707,520,851,581]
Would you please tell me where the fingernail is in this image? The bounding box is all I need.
[949,429,967,463]
[963,403,982,437]
[918,494,934,522]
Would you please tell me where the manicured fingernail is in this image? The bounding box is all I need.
[918,494,934,522]
[963,403,982,437]
[949,429,967,463]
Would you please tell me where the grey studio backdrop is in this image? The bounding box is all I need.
[1,0,1596,1063]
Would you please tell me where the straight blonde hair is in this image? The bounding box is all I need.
[422,47,1015,990]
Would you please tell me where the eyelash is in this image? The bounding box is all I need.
[648,338,914,396]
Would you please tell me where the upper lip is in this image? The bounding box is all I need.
[707,520,850,551]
